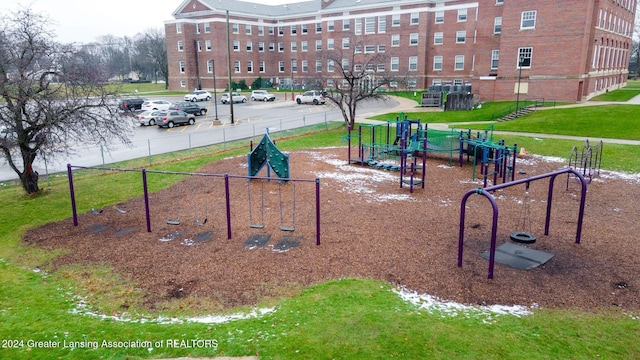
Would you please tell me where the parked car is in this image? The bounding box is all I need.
[168,102,208,116]
[295,90,326,105]
[157,110,196,128]
[250,90,276,102]
[220,92,247,104]
[137,110,164,126]
[141,100,172,111]
[118,98,146,111]
[184,90,212,102]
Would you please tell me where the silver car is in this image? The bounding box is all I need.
[137,110,163,126]
[157,110,196,128]
[295,90,326,105]
[184,90,212,102]
[220,92,247,104]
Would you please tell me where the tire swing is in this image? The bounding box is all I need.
[510,181,537,244]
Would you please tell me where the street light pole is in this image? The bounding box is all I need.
[212,59,218,120]
[515,55,524,114]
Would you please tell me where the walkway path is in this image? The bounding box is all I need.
[357,94,640,146]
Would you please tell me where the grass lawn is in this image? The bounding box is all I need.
[1,102,639,358]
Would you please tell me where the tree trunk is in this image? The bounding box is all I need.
[21,165,40,194]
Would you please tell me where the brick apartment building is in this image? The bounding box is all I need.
[165,0,637,103]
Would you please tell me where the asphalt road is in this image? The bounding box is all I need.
[0,94,400,182]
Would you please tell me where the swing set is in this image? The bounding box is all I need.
[67,164,321,245]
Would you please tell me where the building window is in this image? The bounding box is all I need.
[491,50,499,69]
[378,45,385,52]
[291,42,297,52]
[269,42,275,51]
[176,23,182,34]
[454,79,463,86]
[207,60,213,73]
[180,80,186,88]
[301,41,308,51]
[233,40,240,51]
[496,0,503,4]
[179,61,185,73]
[458,8,467,22]
[327,20,334,31]
[302,24,308,34]
[455,55,464,70]
[196,23,201,34]
[494,17,502,34]
[205,40,211,51]
[234,60,241,73]
[518,47,533,68]
[302,60,308,72]
[435,11,444,24]
[391,57,399,71]
[259,61,265,73]
[246,25,252,35]
[197,41,202,52]
[279,61,285,73]
[316,23,322,33]
[247,61,253,73]
[204,23,210,33]
[258,26,264,36]
[292,59,298,73]
[246,41,253,52]
[391,34,400,47]
[409,56,418,71]
[365,45,375,53]
[433,56,443,71]
[342,19,350,31]
[521,11,536,29]
[355,64,363,72]
[278,42,284,52]
[178,41,184,52]
[354,18,362,35]
[411,12,419,25]
[377,64,385,72]
[232,23,239,34]
[378,16,386,33]
[316,40,322,51]
[410,33,418,46]
[365,17,376,34]
[291,25,297,35]
[392,14,400,26]
[269,27,275,35]
[341,59,349,71]
[408,79,417,88]
[342,38,350,49]
[328,59,335,72]
[355,45,362,54]
[316,60,322,72]
[434,32,443,45]
[258,42,265,52]
[327,38,334,50]
[456,31,466,43]
[432,79,441,86]
[278,26,284,36]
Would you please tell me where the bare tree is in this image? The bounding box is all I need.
[135,28,169,88]
[0,8,134,194]
[320,37,392,129]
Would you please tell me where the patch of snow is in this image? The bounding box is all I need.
[394,286,534,321]
[68,294,275,324]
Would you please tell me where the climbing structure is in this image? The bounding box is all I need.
[247,129,290,179]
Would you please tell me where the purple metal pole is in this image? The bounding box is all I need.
[67,164,78,227]
[421,137,427,189]
[511,144,517,182]
[316,178,321,245]
[142,169,151,232]
[225,173,232,240]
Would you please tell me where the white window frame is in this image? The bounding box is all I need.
[378,44,386,52]
[247,60,253,73]
[316,60,322,73]
[409,56,418,71]
[234,60,241,73]
[378,16,386,33]
[178,41,184,52]
[365,17,376,34]
[246,41,253,52]
[179,61,185,73]
[207,60,213,73]
[455,55,464,70]
[232,23,239,34]
[327,38,334,50]
[435,11,444,24]
[433,56,443,71]
[392,14,401,26]
[301,40,308,52]
[278,61,285,73]
[342,19,350,31]
[391,34,400,47]
[316,40,322,51]
[327,20,335,32]
[259,61,265,73]
[205,40,211,51]
[518,47,533,68]
[245,24,252,35]
[342,38,349,49]
[291,41,297,52]
[494,17,502,34]
[204,23,211,33]
[410,33,419,46]
[456,31,466,44]
[491,50,499,70]
[458,8,467,22]
[176,23,182,34]
[391,57,399,71]
[410,12,419,25]
[521,11,536,30]
[233,40,240,52]
[434,32,443,45]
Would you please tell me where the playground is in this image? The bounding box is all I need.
[23,146,640,310]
